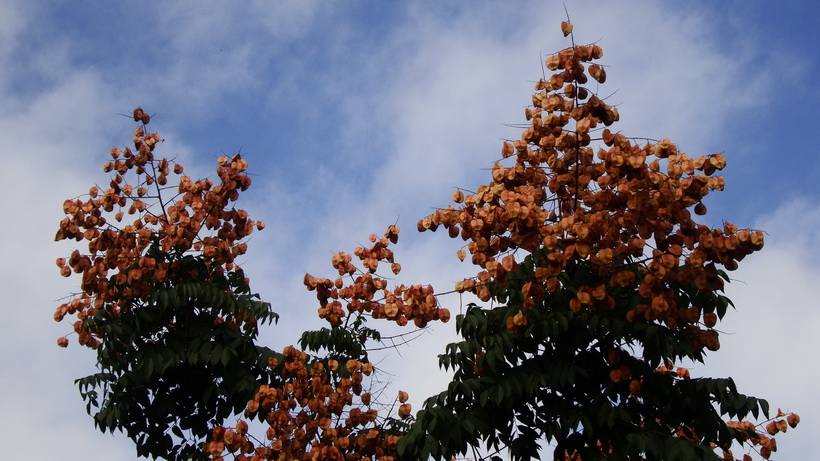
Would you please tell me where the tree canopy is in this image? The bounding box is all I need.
[54,21,798,461]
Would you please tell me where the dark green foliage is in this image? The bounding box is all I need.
[298,311,381,364]
[398,252,768,460]
[76,249,277,460]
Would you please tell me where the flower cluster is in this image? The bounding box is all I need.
[206,227,443,459]
[304,226,450,329]
[54,108,264,347]
[206,346,408,461]
[418,29,763,353]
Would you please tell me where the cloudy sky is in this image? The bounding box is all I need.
[1,1,818,459]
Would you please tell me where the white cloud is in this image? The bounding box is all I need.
[698,199,820,459]
[0,69,138,461]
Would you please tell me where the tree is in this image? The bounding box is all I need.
[55,22,798,461]
[54,110,278,459]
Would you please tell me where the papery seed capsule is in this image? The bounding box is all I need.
[591,45,603,59]
[766,421,778,435]
[577,87,589,100]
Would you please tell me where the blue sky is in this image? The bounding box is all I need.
[1,1,818,459]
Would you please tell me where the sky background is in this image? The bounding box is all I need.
[1,1,818,459]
